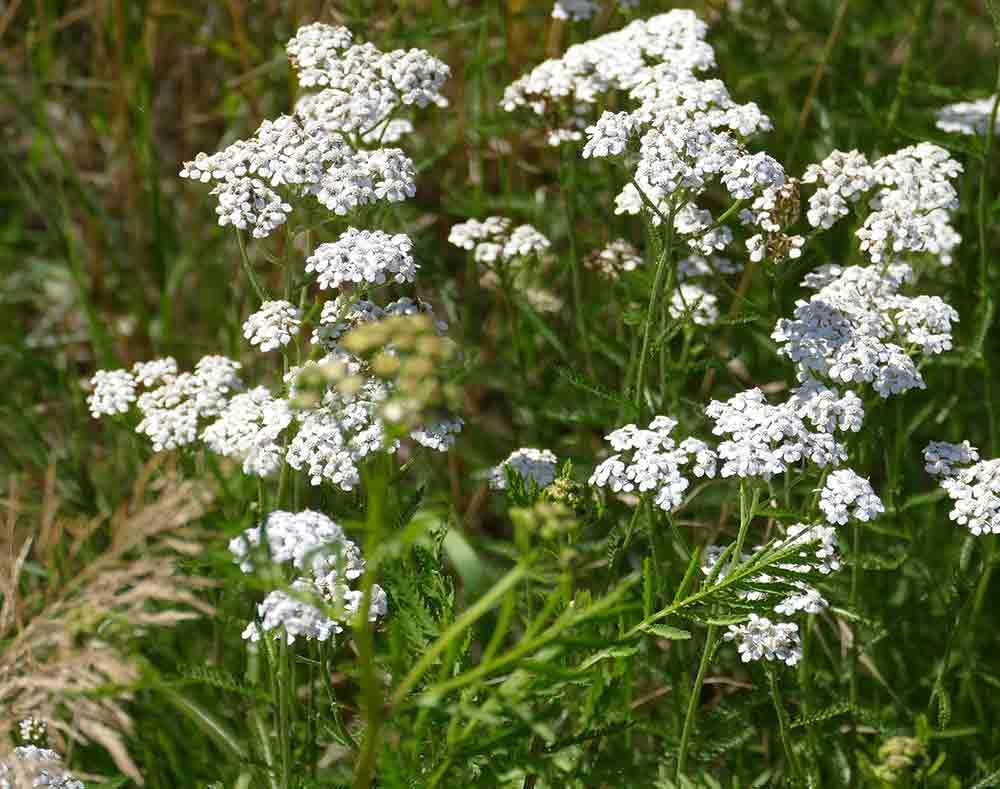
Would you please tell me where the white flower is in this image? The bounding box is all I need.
[818,469,884,526]
[132,357,178,387]
[721,152,785,200]
[410,417,464,451]
[923,440,980,478]
[490,448,559,490]
[937,455,1000,535]
[133,356,243,451]
[589,416,716,511]
[802,149,874,230]
[677,254,742,280]
[229,509,362,578]
[285,23,354,85]
[503,225,551,261]
[87,369,136,418]
[312,297,385,349]
[706,388,848,480]
[202,387,292,477]
[585,239,643,279]
[724,614,802,665]
[448,217,548,264]
[772,263,955,398]
[212,176,292,238]
[936,96,1000,136]
[306,228,417,290]
[243,300,302,352]
[669,283,718,326]
[779,522,842,575]
[582,111,635,158]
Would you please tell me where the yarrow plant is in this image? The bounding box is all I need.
[56,3,1000,787]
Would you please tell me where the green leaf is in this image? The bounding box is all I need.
[640,623,692,640]
[578,645,639,670]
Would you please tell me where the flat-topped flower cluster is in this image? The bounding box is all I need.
[230,509,387,644]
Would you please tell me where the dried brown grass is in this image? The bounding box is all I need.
[0,457,215,785]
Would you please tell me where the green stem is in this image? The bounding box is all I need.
[676,481,758,778]
[390,562,528,707]
[634,203,677,417]
[352,454,392,789]
[676,623,717,778]
[236,229,267,303]
[766,664,801,781]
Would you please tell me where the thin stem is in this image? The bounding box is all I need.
[634,203,677,417]
[561,150,592,368]
[676,624,717,778]
[766,664,801,781]
[352,454,391,789]
[236,229,267,303]
[389,562,528,707]
[677,481,758,778]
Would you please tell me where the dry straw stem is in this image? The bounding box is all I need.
[0,458,216,785]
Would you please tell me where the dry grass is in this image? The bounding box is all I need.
[0,457,215,784]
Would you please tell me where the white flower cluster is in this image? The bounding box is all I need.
[202,387,293,477]
[818,469,885,526]
[669,283,719,326]
[588,416,716,512]
[936,95,1000,137]
[181,23,447,236]
[287,25,448,110]
[803,144,962,265]
[306,228,417,290]
[448,216,550,265]
[514,10,803,264]
[502,10,715,144]
[242,300,302,352]
[706,385,860,480]
[88,356,244,451]
[0,746,84,789]
[724,614,802,665]
[772,262,959,397]
[285,374,393,491]
[677,253,742,281]
[489,448,559,490]
[231,509,386,644]
[925,441,1000,536]
[584,238,643,279]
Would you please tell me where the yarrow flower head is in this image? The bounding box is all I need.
[0,746,84,789]
[233,509,387,645]
[936,95,1000,137]
[202,387,293,477]
[706,387,850,480]
[818,469,884,526]
[924,442,1000,536]
[589,416,716,511]
[803,144,962,266]
[489,448,559,490]
[86,368,136,418]
[243,300,302,352]
[772,262,957,398]
[724,614,802,665]
[448,216,550,266]
[923,440,980,478]
[585,239,643,279]
[669,283,719,326]
[306,228,417,290]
